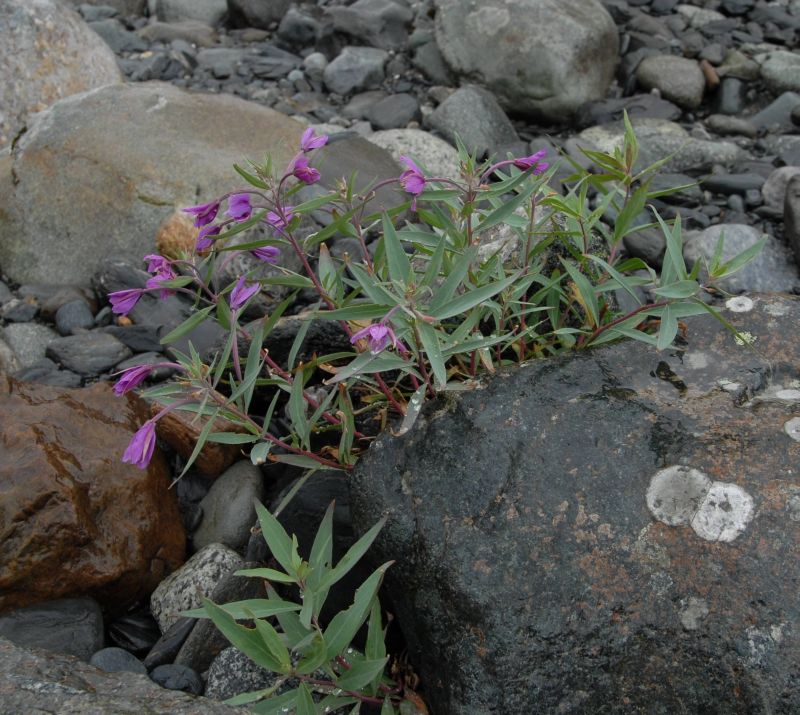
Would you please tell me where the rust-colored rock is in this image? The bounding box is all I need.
[151,394,245,478]
[0,375,185,615]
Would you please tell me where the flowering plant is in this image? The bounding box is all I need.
[109,117,762,712]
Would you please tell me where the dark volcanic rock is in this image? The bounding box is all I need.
[350,296,800,715]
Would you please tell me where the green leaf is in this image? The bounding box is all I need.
[260,274,315,289]
[159,305,215,345]
[391,383,427,438]
[415,321,446,390]
[336,657,389,691]
[295,633,329,676]
[584,254,642,306]
[224,685,282,706]
[295,683,316,715]
[308,502,334,592]
[298,584,315,630]
[250,441,273,466]
[381,697,396,715]
[233,163,269,189]
[365,599,386,662]
[656,303,678,350]
[287,367,310,448]
[323,351,410,386]
[214,209,268,244]
[320,519,387,592]
[183,597,300,620]
[654,210,687,281]
[713,236,767,278]
[652,280,699,300]
[200,599,285,672]
[255,502,296,576]
[288,320,312,371]
[473,179,536,234]
[427,247,476,314]
[273,454,332,469]
[317,303,393,321]
[429,271,520,320]
[250,688,298,715]
[234,567,296,584]
[253,617,292,672]
[293,192,338,214]
[207,432,259,444]
[324,563,391,659]
[561,261,599,328]
[318,242,343,302]
[382,213,412,285]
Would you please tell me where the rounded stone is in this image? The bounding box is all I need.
[434,0,618,122]
[90,647,148,675]
[646,466,712,526]
[55,299,95,336]
[149,663,204,695]
[760,51,800,94]
[636,55,705,109]
[784,417,800,442]
[368,128,461,181]
[191,461,265,553]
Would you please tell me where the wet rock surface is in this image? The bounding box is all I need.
[0,377,185,614]
[350,295,800,715]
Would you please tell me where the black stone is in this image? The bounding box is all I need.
[150,664,204,695]
[108,611,162,655]
[101,324,164,353]
[366,93,421,130]
[143,617,197,670]
[0,598,104,661]
[713,77,747,115]
[702,173,765,195]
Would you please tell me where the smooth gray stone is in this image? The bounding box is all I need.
[323,46,388,95]
[702,173,765,195]
[366,93,421,130]
[327,0,413,50]
[426,84,518,158]
[45,331,132,376]
[88,18,148,52]
[191,461,265,553]
[90,647,148,675]
[55,299,95,336]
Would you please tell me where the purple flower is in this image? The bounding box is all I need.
[399,156,426,197]
[113,363,154,395]
[229,275,260,310]
[143,254,172,273]
[512,149,548,174]
[290,154,321,185]
[266,206,294,233]
[109,288,145,315]
[197,223,221,251]
[251,245,281,264]
[350,322,405,355]
[183,201,220,227]
[122,420,157,470]
[300,127,328,152]
[226,194,252,222]
[145,272,176,300]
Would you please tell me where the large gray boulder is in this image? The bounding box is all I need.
[0,82,304,285]
[0,637,239,714]
[350,296,800,714]
[434,0,618,122]
[0,0,122,148]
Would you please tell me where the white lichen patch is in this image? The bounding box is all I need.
[646,466,712,526]
[725,296,754,313]
[734,331,756,346]
[646,467,755,542]
[718,379,743,393]
[784,417,800,442]
[690,482,754,542]
[775,389,800,402]
[685,351,709,369]
[762,300,790,317]
[680,596,710,631]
